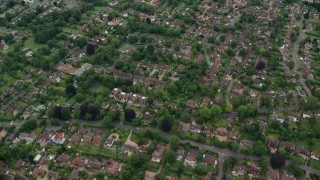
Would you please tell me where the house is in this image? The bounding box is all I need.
[267,170,280,180]
[184,148,199,168]
[93,134,103,144]
[265,138,279,151]
[248,166,262,179]
[121,144,137,154]
[56,154,70,166]
[15,160,25,168]
[257,115,268,125]
[105,138,115,148]
[87,160,102,170]
[37,131,53,142]
[179,122,190,133]
[203,172,213,180]
[101,102,109,109]
[51,132,66,144]
[151,144,165,162]
[231,164,248,176]
[202,98,212,106]
[296,146,310,157]
[82,134,92,144]
[215,127,229,136]
[19,132,36,142]
[288,112,300,122]
[70,133,81,143]
[270,114,285,123]
[5,133,16,142]
[281,141,296,153]
[202,154,217,167]
[302,111,312,118]
[106,160,122,175]
[31,167,46,178]
[0,130,7,139]
[229,131,241,141]
[190,124,202,134]
[203,127,214,137]
[48,171,59,180]
[311,151,320,160]
[240,140,254,148]
[281,174,296,180]
[176,149,185,161]
[71,157,87,167]
[39,157,50,165]
[186,100,198,109]
[70,170,80,180]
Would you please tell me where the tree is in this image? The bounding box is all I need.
[61,107,71,120]
[169,136,179,150]
[161,119,172,132]
[124,109,136,122]
[253,141,268,156]
[256,61,266,70]
[210,105,222,117]
[165,149,176,163]
[66,84,76,97]
[199,107,211,122]
[7,0,15,8]
[86,43,96,55]
[146,18,151,24]
[237,105,247,120]
[20,119,38,132]
[270,153,286,169]
[225,103,233,113]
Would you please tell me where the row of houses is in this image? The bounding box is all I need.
[265,138,320,160]
[110,88,148,107]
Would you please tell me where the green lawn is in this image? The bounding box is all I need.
[213,118,228,128]
[310,159,320,170]
[56,97,67,104]
[24,37,47,51]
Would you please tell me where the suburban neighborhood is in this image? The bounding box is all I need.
[0,0,320,179]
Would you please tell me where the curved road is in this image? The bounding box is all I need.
[1,120,320,179]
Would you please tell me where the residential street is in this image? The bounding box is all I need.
[1,120,320,179]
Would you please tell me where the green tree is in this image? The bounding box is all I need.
[165,149,176,164]
[61,107,71,120]
[238,105,247,120]
[253,141,268,156]
[199,107,211,122]
[169,136,180,150]
[210,105,222,117]
[225,103,233,112]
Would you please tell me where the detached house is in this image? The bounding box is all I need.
[184,148,200,168]
[311,151,320,160]
[186,100,198,109]
[215,127,229,136]
[51,132,66,144]
[151,144,165,162]
[281,141,296,153]
[202,154,217,167]
[190,124,202,134]
[288,112,300,122]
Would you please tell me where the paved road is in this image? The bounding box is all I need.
[217,153,225,180]
[226,80,234,103]
[291,18,312,97]
[258,105,300,114]
[2,120,320,179]
[0,90,27,113]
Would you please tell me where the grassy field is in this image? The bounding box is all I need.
[213,118,228,128]
[310,159,320,170]
[24,37,47,51]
